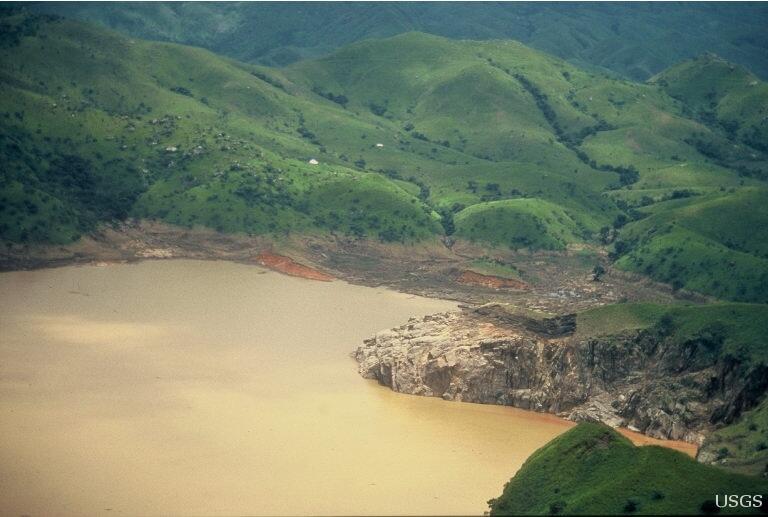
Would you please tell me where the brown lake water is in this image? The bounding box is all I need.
[0,259,578,515]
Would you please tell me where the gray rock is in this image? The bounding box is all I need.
[355,308,767,447]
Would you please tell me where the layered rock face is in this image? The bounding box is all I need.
[355,305,767,444]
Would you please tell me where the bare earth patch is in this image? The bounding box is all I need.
[255,251,334,281]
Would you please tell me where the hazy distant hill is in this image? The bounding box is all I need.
[18,2,768,80]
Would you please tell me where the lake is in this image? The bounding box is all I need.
[0,259,577,515]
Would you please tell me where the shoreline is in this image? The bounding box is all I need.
[0,254,698,458]
[0,222,709,453]
[0,220,692,310]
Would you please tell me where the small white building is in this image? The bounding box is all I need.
[375,143,384,148]
[308,158,319,165]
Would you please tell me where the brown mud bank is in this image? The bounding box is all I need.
[0,220,689,312]
[255,251,334,281]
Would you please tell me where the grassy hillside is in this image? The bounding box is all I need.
[489,423,768,515]
[285,32,761,231]
[454,198,583,250]
[2,13,768,305]
[22,3,768,80]
[590,56,768,303]
[0,12,441,244]
[653,54,768,154]
[701,398,768,477]
[613,188,768,302]
[577,302,768,364]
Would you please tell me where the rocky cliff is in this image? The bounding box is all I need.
[355,304,768,444]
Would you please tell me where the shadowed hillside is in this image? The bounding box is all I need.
[19,2,768,80]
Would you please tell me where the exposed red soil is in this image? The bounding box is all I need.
[255,251,334,282]
[457,270,530,290]
[618,427,698,457]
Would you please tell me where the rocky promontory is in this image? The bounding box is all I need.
[355,304,768,445]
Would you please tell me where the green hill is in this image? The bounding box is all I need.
[700,398,768,477]
[454,198,583,250]
[0,12,440,243]
[2,13,768,304]
[653,55,768,149]
[603,55,768,303]
[613,188,768,302]
[489,423,768,515]
[285,31,761,218]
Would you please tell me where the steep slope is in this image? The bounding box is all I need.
[21,2,768,80]
[489,423,768,515]
[357,302,768,443]
[699,398,768,477]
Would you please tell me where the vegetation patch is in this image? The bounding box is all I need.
[454,198,583,250]
[489,423,768,515]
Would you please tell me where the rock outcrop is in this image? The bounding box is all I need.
[468,303,576,336]
[355,306,767,444]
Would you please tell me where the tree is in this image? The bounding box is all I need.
[599,225,612,244]
[438,208,455,236]
[592,263,606,281]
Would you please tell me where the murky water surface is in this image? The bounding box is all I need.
[0,260,589,515]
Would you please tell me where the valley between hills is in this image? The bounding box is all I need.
[2,7,768,515]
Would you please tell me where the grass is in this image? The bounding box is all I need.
[0,13,444,244]
[467,257,523,280]
[454,198,584,250]
[489,422,768,515]
[575,303,671,338]
[2,13,768,304]
[700,399,768,476]
[652,54,768,156]
[614,189,768,302]
[578,302,768,364]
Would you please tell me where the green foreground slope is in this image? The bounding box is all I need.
[489,423,768,516]
[702,398,768,477]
